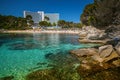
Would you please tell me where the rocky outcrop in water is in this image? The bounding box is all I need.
[70,48,98,57]
[99,45,113,58]
[70,44,120,80]
[79,25,120,44]
[77,25,120,79]
[79,26,108,44]
[80,26,106,40]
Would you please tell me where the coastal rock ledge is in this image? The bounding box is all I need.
[70,45,120,80]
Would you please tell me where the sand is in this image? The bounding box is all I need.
[3,30,80,34]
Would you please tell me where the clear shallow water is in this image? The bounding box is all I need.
[0,33,100,80]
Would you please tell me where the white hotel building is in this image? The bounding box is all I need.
[23,11,59,26]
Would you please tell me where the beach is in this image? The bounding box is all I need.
[3,29,80,34]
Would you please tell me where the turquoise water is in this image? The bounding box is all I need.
[0,33,100,80]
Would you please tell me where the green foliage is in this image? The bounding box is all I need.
[16,17,28,30]
[26,15,32,20]
[28,20,34,26]
[44,16,50,21]
[80,0,120,29]
[58,20,83,28]
[52,22,56,26]
[74,23,83,28]
[0,14,29,30]
[57,20,66,28]
[25,15,34,27]
[39,21,52,27]
[80,3,97,26]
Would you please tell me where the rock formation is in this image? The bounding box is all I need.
[115,42,120,55]
[79,26,108,44]
[105,25,120,39]
[70,44,120,80]
[99,45,113,58]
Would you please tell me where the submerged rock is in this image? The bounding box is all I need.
[26,51,81,80]
[0,76,14,80]
[45,52,80,67]
[36,62,47,65]
[8,42,39,50]
[26,67,80,80]
[77,66,120,80]
[45,53,53,58]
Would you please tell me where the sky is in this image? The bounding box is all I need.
[0,0,94,23]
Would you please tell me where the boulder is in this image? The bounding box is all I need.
[79,31,88,39]
[106,36,120,47]
[77,65,120,80]
[112,59,120,67]
[99,45,113,58]
[98,32,108,40]
[86,33,99,40]
[80,64,91,70]
[70,48,98,57]
[91,55,103,63]
[104,50,120,63]
[105,25,120,39]
[115,42,120,55]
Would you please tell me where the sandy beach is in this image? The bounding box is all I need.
[2,30,80,34]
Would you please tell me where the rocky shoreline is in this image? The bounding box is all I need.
[70,25,120,80]
[25,26,120,80]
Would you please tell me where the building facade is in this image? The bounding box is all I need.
[23,11,59,26]
[45,13,59,24]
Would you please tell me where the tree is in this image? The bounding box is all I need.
[0,15,29,30]
[14,17,28,30]
[80,0,120,29]
[94,0,120,26]
[39,21,49,27]
[57,20,66,28]
[25,15,34,27]
[75,23,83,28]
[80,3,97,26]
[44,16,50,21]
[3,15,17,29]
[52,22,56,26]
[26,15,32,20]
[47,22,52,27]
